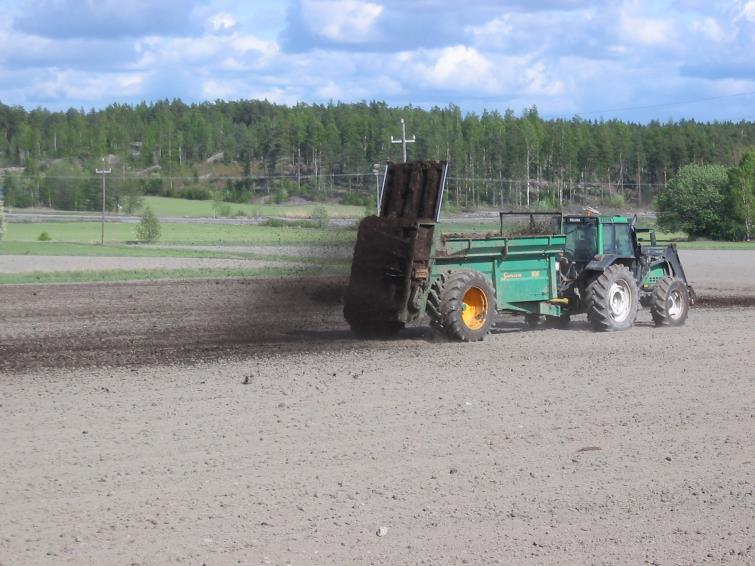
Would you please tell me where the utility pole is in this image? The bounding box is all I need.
[372,163,382,215]
[96,164,112,245]
[390,118,415,162]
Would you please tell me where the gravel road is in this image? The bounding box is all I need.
[1,251,753,564]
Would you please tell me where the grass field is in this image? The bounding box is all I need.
[8,197,366,219]
[4,219,754,250]
[0,242,352,268]
[142,196,364,219]
[3,222,356,246]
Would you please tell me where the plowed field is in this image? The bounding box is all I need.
[1,250,753,564]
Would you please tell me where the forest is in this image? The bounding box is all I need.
[1,98,755,212]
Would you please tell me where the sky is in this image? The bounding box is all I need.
[0,0,754,122]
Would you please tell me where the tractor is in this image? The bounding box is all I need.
[343,160,695,341]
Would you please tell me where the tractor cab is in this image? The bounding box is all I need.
[562,214,637,263]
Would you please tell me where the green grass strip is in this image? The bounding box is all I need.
[5,221,358,246]
[0,241,352,265]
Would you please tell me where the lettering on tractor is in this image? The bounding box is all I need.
[344,160,696,341]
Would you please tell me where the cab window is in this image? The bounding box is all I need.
[602,223,634,256]
[564,221,597,262]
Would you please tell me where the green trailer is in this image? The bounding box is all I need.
[344,161,568,340]
[344,160,694,341]
[423,231,567,340]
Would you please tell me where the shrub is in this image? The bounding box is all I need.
[136,206,161,242]
[177,187,211,200]
[657,164,728,239]
[272,187,289,204]
[260,217,290,228]
[340,192,369,206]
[311,206,330,228]
[37,231,52,241]
[215,203,233,217]
[534,192,559,211]
[604,192,625,209]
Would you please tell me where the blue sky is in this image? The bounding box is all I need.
[1,0,754,121]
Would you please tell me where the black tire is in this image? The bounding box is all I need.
[348,320,404,339]
[426,273,447,329]
[431,270,496,342]
[585,264,639,332]
[650,277,689,327]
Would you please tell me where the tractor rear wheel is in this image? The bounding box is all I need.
[432,270,496,342]
[585,264,639,332]
[650,277,689,327]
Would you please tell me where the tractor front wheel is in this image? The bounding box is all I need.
[585,264,639,332]
[432,271,496,342]
[650,277,690,327]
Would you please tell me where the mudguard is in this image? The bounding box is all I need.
[584,254,621,272]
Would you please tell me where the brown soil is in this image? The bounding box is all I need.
[1,256,754,564]
[0,278,353,373]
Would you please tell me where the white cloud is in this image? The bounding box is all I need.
[202,79,234,99]
[210,12,236,32]
[316,81,343,99]
[738,1,755,22]
[249,87,300,105]
[134,33,278,69]
[34,70,145,102]
[619,4,675,46]
[426,45,493,89]
[524,61,565,96]
[468,15,513,47]
[231,35,278,57]
[690,17,727,41]
[300,0,383,43]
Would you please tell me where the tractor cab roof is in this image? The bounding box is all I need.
[563,214,632,224]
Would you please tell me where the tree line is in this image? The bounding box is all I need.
[1,98,755,212]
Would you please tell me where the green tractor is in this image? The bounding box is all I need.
[344,161,695,341]
[554,212,695,331]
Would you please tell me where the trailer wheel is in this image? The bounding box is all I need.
[426,273,447,329]
[650,277,689,327]
[435,271,496,342]
[585,264,639,332]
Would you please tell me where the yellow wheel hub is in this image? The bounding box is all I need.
[461,287,488,330]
